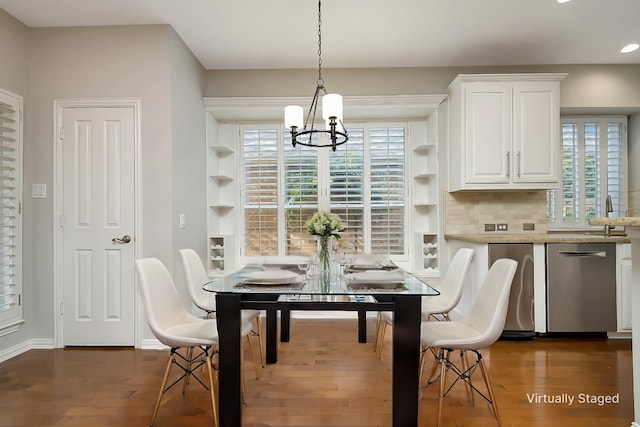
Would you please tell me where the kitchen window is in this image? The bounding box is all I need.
[241,122,408,259]
[547,116,627,228]
[0,88,23,334]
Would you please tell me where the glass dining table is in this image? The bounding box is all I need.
[204,266,439,427]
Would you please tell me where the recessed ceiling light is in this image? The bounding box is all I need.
[557,0,571,3]
[621,43,640,54]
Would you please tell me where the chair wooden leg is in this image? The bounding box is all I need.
[205,352,218,427]
[373,312,382,352]
[436,348,449,427]
[246,335,261,379]
[255,316,265,367]
[376,322,388,359]
[426,347,441,385]
[418,347,426,388]
[460,350,474,405]
[150,351,175,426]
[478,357,501,426]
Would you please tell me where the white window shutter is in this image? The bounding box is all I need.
[0,88,23,331]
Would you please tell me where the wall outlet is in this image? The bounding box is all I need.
[484,223,496,232]
[497,223,508,231]
[523,223,535,231]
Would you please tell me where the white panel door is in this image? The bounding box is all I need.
[61,107,135,345]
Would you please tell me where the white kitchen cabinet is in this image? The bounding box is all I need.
[448,73,567,191]
[618,243,632,332]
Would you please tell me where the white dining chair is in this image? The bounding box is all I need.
[374,247,475,358]
[419,257,518,427]
[179,248,265,373]
[135,257,256,427]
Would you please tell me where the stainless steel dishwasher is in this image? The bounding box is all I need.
[546,243,616,333]
[489,243,535,338]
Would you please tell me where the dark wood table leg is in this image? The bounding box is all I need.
[391,295,422,427]
[215,293,242,427]
[280,308,291,342]
[265,306,278,364]
[357,308,367,343]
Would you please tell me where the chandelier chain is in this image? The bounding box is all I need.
[317,0,324,88]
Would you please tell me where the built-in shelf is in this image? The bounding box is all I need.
[409,120,440,275]
[206,121,239,273]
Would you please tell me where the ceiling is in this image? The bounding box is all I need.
[1,0,639,70]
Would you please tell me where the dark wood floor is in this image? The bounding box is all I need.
[0,318,633,427]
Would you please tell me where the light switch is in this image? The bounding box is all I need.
[179,214,186,229]
[32,184,47,199]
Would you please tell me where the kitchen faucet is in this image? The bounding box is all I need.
[604,194,614,236]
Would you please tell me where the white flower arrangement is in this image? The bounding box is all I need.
[305,211,344,239]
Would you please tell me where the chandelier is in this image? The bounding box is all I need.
[284,0,348,151]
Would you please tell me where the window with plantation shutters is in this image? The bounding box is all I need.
[241,122,408,259]
[0,89,23,332]
[547,116,627,229]
[242,128,280,256]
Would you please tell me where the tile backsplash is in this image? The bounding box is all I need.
[629,189,640,212]
[444,190,548,234]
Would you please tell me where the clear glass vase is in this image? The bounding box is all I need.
[316,235,333,272]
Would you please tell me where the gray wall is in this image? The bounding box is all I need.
[204,65,640,108]
[0,18,207,349]
[169,32,207,307]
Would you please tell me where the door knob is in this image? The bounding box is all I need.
[112,235,132,244]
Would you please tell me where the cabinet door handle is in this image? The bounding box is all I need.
[506,151,510,178]
[517,151,521,178]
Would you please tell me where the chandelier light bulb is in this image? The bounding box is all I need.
[322,93,343,121]
[284,105,304,129]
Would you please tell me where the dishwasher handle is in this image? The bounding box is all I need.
[557,250,607,258]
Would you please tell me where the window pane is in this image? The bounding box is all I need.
[561,123,579,223]
[243,129,278,256]
[330,128,364,252]
[241,123,408,258]
[606,122,624,217]
[549,117,627,228]
[583,122,600,220]
[284,133,319,255]
[369,127,405,255]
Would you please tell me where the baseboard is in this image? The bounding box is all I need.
[607,331,632,339]
[140,338,168,350]
[0,338,55,363]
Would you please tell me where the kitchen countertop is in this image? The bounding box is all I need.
[445,232,631,244]
[589,216,640,227]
